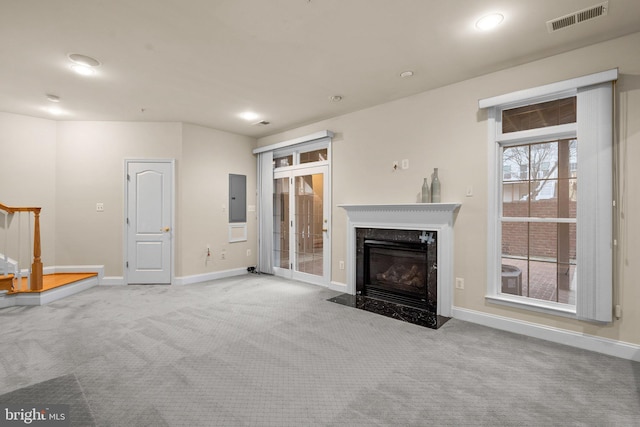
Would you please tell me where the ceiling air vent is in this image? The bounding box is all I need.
[546,1,608,33]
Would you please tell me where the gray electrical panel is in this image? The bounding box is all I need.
[229,174,246,223]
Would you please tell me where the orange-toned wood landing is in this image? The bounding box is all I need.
[1,274,14,292]
[7,273,98,294]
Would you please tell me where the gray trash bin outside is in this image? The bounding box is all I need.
[501,264,522,295]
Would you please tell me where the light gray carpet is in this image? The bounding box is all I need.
[0,274,638,426]
[0,374,95,426]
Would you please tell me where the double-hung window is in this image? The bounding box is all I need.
[480,69,617,322]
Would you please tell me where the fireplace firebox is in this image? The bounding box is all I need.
[356,228,437,312]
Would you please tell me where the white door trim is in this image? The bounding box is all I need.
[123,159,176,285]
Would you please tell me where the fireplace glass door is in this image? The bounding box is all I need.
[364,240,429,305]
[273,165,329,285]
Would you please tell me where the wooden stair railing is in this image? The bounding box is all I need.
[0,203,43,291]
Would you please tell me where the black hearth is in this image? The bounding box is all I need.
[328,227,448,329]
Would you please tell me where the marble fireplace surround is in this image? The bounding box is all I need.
[339,203,461,318]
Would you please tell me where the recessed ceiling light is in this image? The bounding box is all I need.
[68,53,100,76]
[239,111,260,121]
[46,94,60,102]
[45,106,65,116]
[68,53,100,67]
[476,13,504,31]
[329,95,343,102]
[71,64,95,76]
[400,71,414,78]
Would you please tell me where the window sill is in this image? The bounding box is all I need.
[486,294,577,320]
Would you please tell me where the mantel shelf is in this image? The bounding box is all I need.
[338,203,461,213]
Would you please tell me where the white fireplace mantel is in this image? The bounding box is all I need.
[339,203,461,317]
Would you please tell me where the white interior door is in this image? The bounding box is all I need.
[126,161,173,284]
[273,165,330,286]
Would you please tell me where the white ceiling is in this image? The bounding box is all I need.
[2,0,640,138]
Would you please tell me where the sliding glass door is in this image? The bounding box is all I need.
[273,165,329,285]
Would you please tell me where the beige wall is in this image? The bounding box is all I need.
[2,118,257,280]
[179,123,257,276]
[54,121,258,278]
[258,32,640,346]
[55,121,184,276]
[0,113,57,267]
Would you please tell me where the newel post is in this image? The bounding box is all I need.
[31,208,43,290]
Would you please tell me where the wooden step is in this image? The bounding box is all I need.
[0,274,15,292]
[10,273,98,294]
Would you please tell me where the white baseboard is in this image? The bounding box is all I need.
[174,268,248,286]
[452,306,640,362]
[0,290,11,309]
[100,276,125,286]
[329,281,348,292]
[39,276,99,304]
[0,275,99,308]
[103,268,247,286]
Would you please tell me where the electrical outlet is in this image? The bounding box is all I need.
[220,251,226,260]
[455,277,465,289]
[401,159,409,170]
[339,261,345,270]
[96,203,104,212]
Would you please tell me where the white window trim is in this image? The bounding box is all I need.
[478,69,617,109]
[498,123,577,146]
[273,139,331,172]
[481,70,616,322]
[486,109,579,318]
[253,130,333,154]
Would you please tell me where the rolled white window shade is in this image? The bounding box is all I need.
[575,81,613,322]
[257,151,274,274]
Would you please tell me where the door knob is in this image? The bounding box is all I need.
[162,227,170,232]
